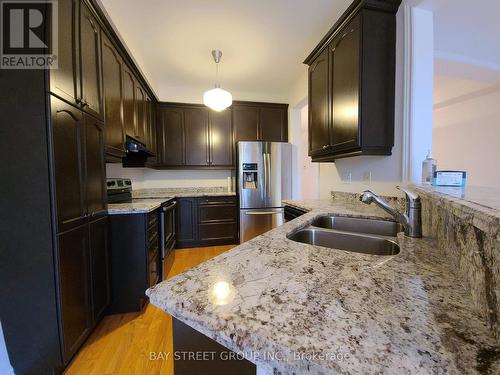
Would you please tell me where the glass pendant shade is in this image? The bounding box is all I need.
[204,49,232,111]
[203,87,232,112]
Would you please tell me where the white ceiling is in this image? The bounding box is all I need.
[99,0,351,102]
[418,0,500,68]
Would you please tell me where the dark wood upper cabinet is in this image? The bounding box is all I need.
[233,105,259,142]
[135,84,147,141]
[89,216,110,324]
[329,15,360,152]
[50,0,79,105]
[84,115,107,218]
[122,67,136,138]
[79,0,103,119]
[155,101,287,169]
[157,107,185,166]
[58,225,92,363]
[233,102,288,143]
[260,106,288,142]
[209,110,233,166]
[184,107,209,166]
[156,104,235,169]
[304,2,400,161]
[51,96,86,232]
[308,49,329,156]
[101,32,125,159]
[146,96,157,159]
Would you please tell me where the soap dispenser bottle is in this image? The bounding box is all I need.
[422,150,437,185]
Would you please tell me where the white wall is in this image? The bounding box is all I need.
[433,82,500,187]
[0,322,14,375]
[106,164,232,190]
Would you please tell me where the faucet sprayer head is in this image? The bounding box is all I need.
[359,190,375,204]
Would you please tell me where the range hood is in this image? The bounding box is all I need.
[122,136,155,167]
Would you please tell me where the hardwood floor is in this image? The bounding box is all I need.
[64,245,235,375]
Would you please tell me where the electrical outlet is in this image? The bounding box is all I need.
[363,171,372,184]
[343,172,352,184]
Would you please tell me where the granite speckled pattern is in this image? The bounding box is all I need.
[132,187,236,198]
[413,185,500,339]
[107,187,236,214]
[147,199,500,375]
[107,198,169,215]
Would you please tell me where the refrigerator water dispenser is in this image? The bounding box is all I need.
[242,163,258,189]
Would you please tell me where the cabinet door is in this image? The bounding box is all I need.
[135,84,146,141]
[89,216,110,324]
[157,107,185,166]
[308,48,329,155]
[209,109,233,166]
[329,17,361,151]
[146,97,156,155]
[50,0,78,105]
[101,33,125,158]
[84,115,107,217]
[233,105,259,142]
[260,107,287,142]
[122,67,136,138]
[51,96,86,233]
[79,1,102,118]
[184,107,209,166]
[176,198,197,243]
[58,225,92,362]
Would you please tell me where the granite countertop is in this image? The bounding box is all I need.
[147,199,499,375]
[132,187,236,199]
[107,198,171,215]
[107,187,236,214]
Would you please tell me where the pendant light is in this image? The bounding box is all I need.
[203,50,232,111]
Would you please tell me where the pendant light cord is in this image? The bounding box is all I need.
[215,62,220,88]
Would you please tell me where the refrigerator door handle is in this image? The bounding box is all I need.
[267,153,273,198]
[265,153,271,198]
[244,211,283,215]
[262,152,268,200]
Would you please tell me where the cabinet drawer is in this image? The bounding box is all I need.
[198,222,237,241]
[148,210,158,229]
[147,223,159,244]
[198,196,236,205]
[148,233,159,253]
[199,204,237,222]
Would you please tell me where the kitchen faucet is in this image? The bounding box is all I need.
[359,186,422,238]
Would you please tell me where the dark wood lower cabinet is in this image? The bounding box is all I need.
[58,215,109,363]
[58,225,92,363]
[108,209,161,313]
[173,318,256,375]
[176,196,238,248]
[89,216,110,323]
[176,197,198,246]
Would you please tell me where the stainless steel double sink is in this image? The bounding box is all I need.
[287,215,403,256]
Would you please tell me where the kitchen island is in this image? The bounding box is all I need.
[147,196,499,375]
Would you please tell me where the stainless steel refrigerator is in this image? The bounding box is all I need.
[238,141,292,242]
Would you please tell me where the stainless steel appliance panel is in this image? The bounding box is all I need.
[238,141,265,209]
[238,141,291,209]
[240,208,284,242]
